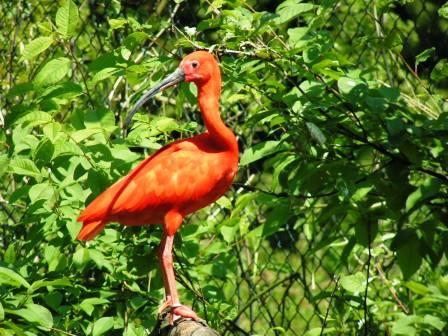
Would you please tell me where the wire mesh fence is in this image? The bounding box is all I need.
[0,1,445,335]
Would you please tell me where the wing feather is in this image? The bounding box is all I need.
[78,138,233,225]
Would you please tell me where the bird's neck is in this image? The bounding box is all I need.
[198,81,238,153]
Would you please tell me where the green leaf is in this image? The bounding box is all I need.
[28,183,55,203]
[439,3,448,19]
[52,138,83,159]
[34,57,71,87]
[0,302,4,321]
[71,128,103,143]
[275,0,313,24]
[392,315,420,336]
[404,281,429,295]
[306,122,326,145]
[303,328,321,336]
[39,82,83,101]
[337,77,364,95]
[240,140,289,166]
[351,185,374,202]
[354,221,378,247]
[0,154,9,178]
[67,219,82,240]
[90,67,123,86]
[8,158,42,180]
[396,231,422,279]
[340,272,366,293]
[288,27,309,49]
[92,316,114,336]
[149,117,179,136]
[33,138,55,164]
[13,111,53,127]
[415,47,435,69]
[10,303,53,329]
[84,107,116,132]
[123,32,149,51]
[43,122,62,142]
[56,0,79,38]
[422,315,445,331]
[4,243,17,264]
[0,267,30,288]
[79,298,110,316]
[262,203,290,238]
[108,18,128,29]
[405,178,441,211]
[430,59,448,82]
[73,247,90,268]
[220,222,239,243]
[28,279,71,294]
[20,36,53,61]
[89,250,113,272]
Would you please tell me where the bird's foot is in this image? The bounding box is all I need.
[160,303,199,325]
[171,304,199,320]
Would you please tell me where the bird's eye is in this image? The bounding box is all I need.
[191,61,199,69]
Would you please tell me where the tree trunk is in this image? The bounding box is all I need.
[150,318,220,336]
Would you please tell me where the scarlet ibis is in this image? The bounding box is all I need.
[77,51,239,322]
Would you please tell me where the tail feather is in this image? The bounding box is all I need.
[77,220,106,241]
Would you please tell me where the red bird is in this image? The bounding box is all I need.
[77,51,239,321]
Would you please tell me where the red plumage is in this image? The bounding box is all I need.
[76,51,238,322]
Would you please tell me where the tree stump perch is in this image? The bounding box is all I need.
[150,317,220,336]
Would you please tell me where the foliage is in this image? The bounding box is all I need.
[1,0,448,335]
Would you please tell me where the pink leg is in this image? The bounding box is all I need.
[157,237,172,313]
[158,211,199,323]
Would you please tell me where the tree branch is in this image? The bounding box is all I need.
[150,318,219,336]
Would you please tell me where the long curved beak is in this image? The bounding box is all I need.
[123,67,185,132]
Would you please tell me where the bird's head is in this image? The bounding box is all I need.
[124,51,219,131]
[181,50,219,84]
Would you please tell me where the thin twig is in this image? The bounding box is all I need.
[8,0,22,88]
[64,41,95,109]
[363,222,372,335]
[373,0,393,86]
[320,276,340,336]
[376,264,409,314]
[233,183,337,199]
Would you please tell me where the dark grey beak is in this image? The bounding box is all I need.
[123,67,185,132]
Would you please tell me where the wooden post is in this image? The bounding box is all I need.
[150,318,220,336]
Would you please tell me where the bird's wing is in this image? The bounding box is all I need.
[111,141,230,213]
[77,143,178,223]
[78,139,233,224]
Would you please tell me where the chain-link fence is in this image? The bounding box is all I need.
[1,1,445,335]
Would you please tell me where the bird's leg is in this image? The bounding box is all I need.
[157,212,199,323]
[157,235,172,314]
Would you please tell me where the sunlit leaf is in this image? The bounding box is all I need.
[240,140,289,166]
[9,303,53,329]
[56,0,79,38]
[275,0,313,24]
[92,316,114,336]
[340,272,366,293]
[0,267,30,288]
[34,57,71,87]
[20,36,53,61]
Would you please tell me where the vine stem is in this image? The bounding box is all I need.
[363,221,372,335]
[320,276,340,336]
[64,41,95,109]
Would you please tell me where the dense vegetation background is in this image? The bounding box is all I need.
[1,0,448,335]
